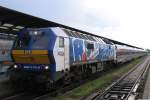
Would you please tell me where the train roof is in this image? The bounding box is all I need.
[0,6,143,50]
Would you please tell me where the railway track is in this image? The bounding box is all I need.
[1,92,47,100]
[1,75,87,100]
[2,93,27,100]
[1,82,81,100]
[33,81,83,100]
[89,56,150,100]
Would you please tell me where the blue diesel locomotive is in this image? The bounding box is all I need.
[10,27,145,89]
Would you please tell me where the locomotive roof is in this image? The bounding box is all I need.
[0,6,143,50]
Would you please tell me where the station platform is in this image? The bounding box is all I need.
[0,64,9,75]
[0,64,10,82]
[142,67,150,99]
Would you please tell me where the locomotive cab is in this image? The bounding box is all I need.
[10,28,69,89]
[12,29,51,66]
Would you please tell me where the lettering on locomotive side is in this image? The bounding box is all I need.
[24,50,32,54]
[23,65,42,69]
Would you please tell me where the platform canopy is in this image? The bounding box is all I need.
[0,6,65,35]
[0,6,143,49]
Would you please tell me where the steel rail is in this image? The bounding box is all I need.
[89,56,149,100]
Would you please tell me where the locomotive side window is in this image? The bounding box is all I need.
[59,37,64,48]
[87,43,94,49]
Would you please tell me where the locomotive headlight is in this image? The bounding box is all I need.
[14,65,18,68]
[45,66,49,70]
[34,31,38,35]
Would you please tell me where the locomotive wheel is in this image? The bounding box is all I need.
[45,80,56,92]
[9,70,19,85]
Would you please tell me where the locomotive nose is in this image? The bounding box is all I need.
[12,50,50,64]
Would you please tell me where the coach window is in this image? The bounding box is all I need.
[59,37,64,48]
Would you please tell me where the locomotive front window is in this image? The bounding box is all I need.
[87,43,94,49]
[14,36,30,49]
[30,31,49,49]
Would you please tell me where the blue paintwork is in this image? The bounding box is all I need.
[99,44,115,61]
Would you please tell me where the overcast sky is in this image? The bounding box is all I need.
[0,0,150,49]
